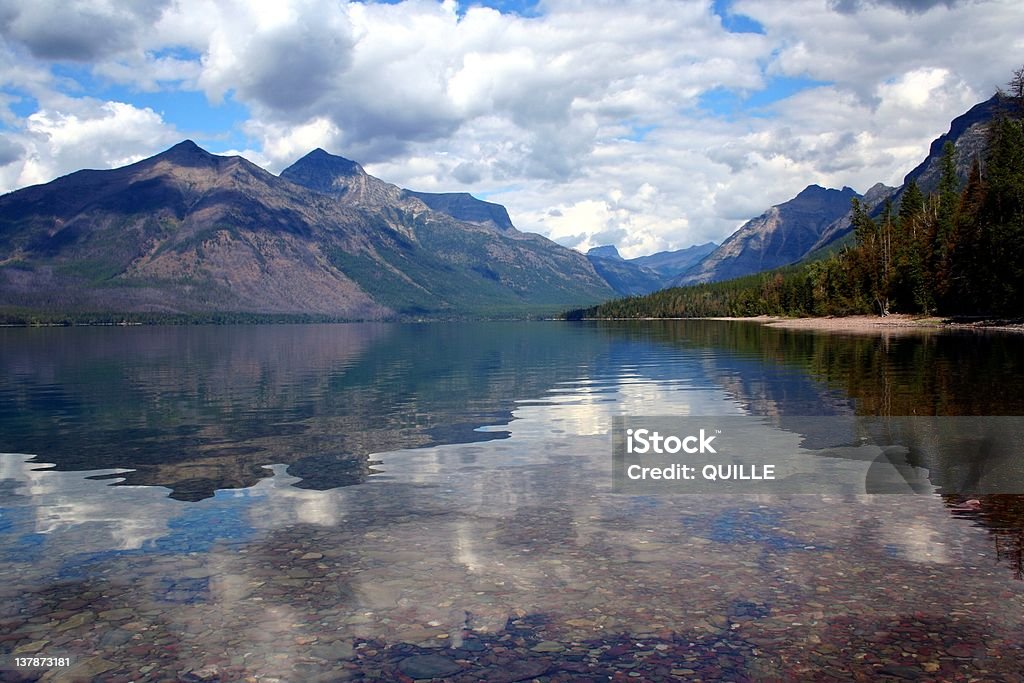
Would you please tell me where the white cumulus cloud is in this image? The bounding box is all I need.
[0,0,1022,254]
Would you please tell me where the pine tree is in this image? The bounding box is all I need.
[891,180,927,312]
[899,180,925,222]
[933,141,960,307]
[947,158,987,312]
[982,113,1024,312]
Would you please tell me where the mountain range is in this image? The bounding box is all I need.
[675,185,859,285]
[582,242,718,295]
[0,143,615,319]
[668,94,1002,285]
[0,94,1001,319]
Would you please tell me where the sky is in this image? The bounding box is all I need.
[0,0,1021,258]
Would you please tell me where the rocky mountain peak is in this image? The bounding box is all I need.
[402,190,516,232]
[587,245,623,260]
[279,148,367,194]
[303,148,364,174]
[675,184,860,285]
[791,184,858,206]
[863,182,895,202]
[795,183,826,197]
[900,95,1001,196]
[150,139,220,168]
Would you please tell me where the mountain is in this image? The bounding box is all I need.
[675,185,860,285]
[584,246,665,295]
[403,191,515,232]
[808,182,898,255]
[580,242,722,295]
[631,242,718,277]
[803,95,1002,258]
[0,142,613,319]
[567,91,1023,321]
[278,149,614,313]
[666,98,1004,289]
[587,245,624,260]
[901,94,1001,196]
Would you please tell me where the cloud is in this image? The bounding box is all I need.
[0,0,1022,256]
[0,134,22,165]
[0,98,180,191]
[195,1,355,113]
[0,0,169,61]
[243,117,342,170]
[829,0,961,14]
[451,161,485,184]
[590,226,628,247]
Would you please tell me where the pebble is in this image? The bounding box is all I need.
[99,628,133,647]
[946,643,975,657]
[13,639,48,654]
[50,656,117,683]
[396,654,463,678]
[310,641,355,661]
[98,608,135,621]
[56,612,93,632]
[530,640,565,653]
[878,665,922,679]
[478,659,551,683]
[179,666,220,682]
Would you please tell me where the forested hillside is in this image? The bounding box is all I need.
[569,73,1024,321]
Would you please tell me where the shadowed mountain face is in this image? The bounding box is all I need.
[631,242,717,277]
[587,245,623,260]
[805,96,1002,257]
[677,185,859,285]
[809,182,898,255]
[0,141,386,317]
[0,143,613,318]
[584,245,666,296]
[278,148,614,314]
[667,97,1004,285]
[582,244,722,296]
[902,95,1001,196]
[403,191,515,232]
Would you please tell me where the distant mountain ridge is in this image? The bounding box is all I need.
[676,185,860,285]
[587,245,624,260]
[582,242,720,295]
[405,191,515,232]
[677,95,1005,284]
[0,142,613,318]
[808,182,897,255]
[584,246,664,295]
[632,242,717,277]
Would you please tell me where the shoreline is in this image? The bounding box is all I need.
[709,314,1024,334]
[3,312,1023,333]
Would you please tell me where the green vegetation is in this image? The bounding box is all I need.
[325,211,607,318]
[570,74,1024,321]
[0,309,365,326]
[54,258,124,283]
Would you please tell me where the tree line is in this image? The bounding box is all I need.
[569,70,1024,321]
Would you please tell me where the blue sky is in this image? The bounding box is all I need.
[0,0,1020,255]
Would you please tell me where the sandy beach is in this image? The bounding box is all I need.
[705,314,1024,334]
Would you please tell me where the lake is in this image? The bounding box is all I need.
[1,321,1023,681]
